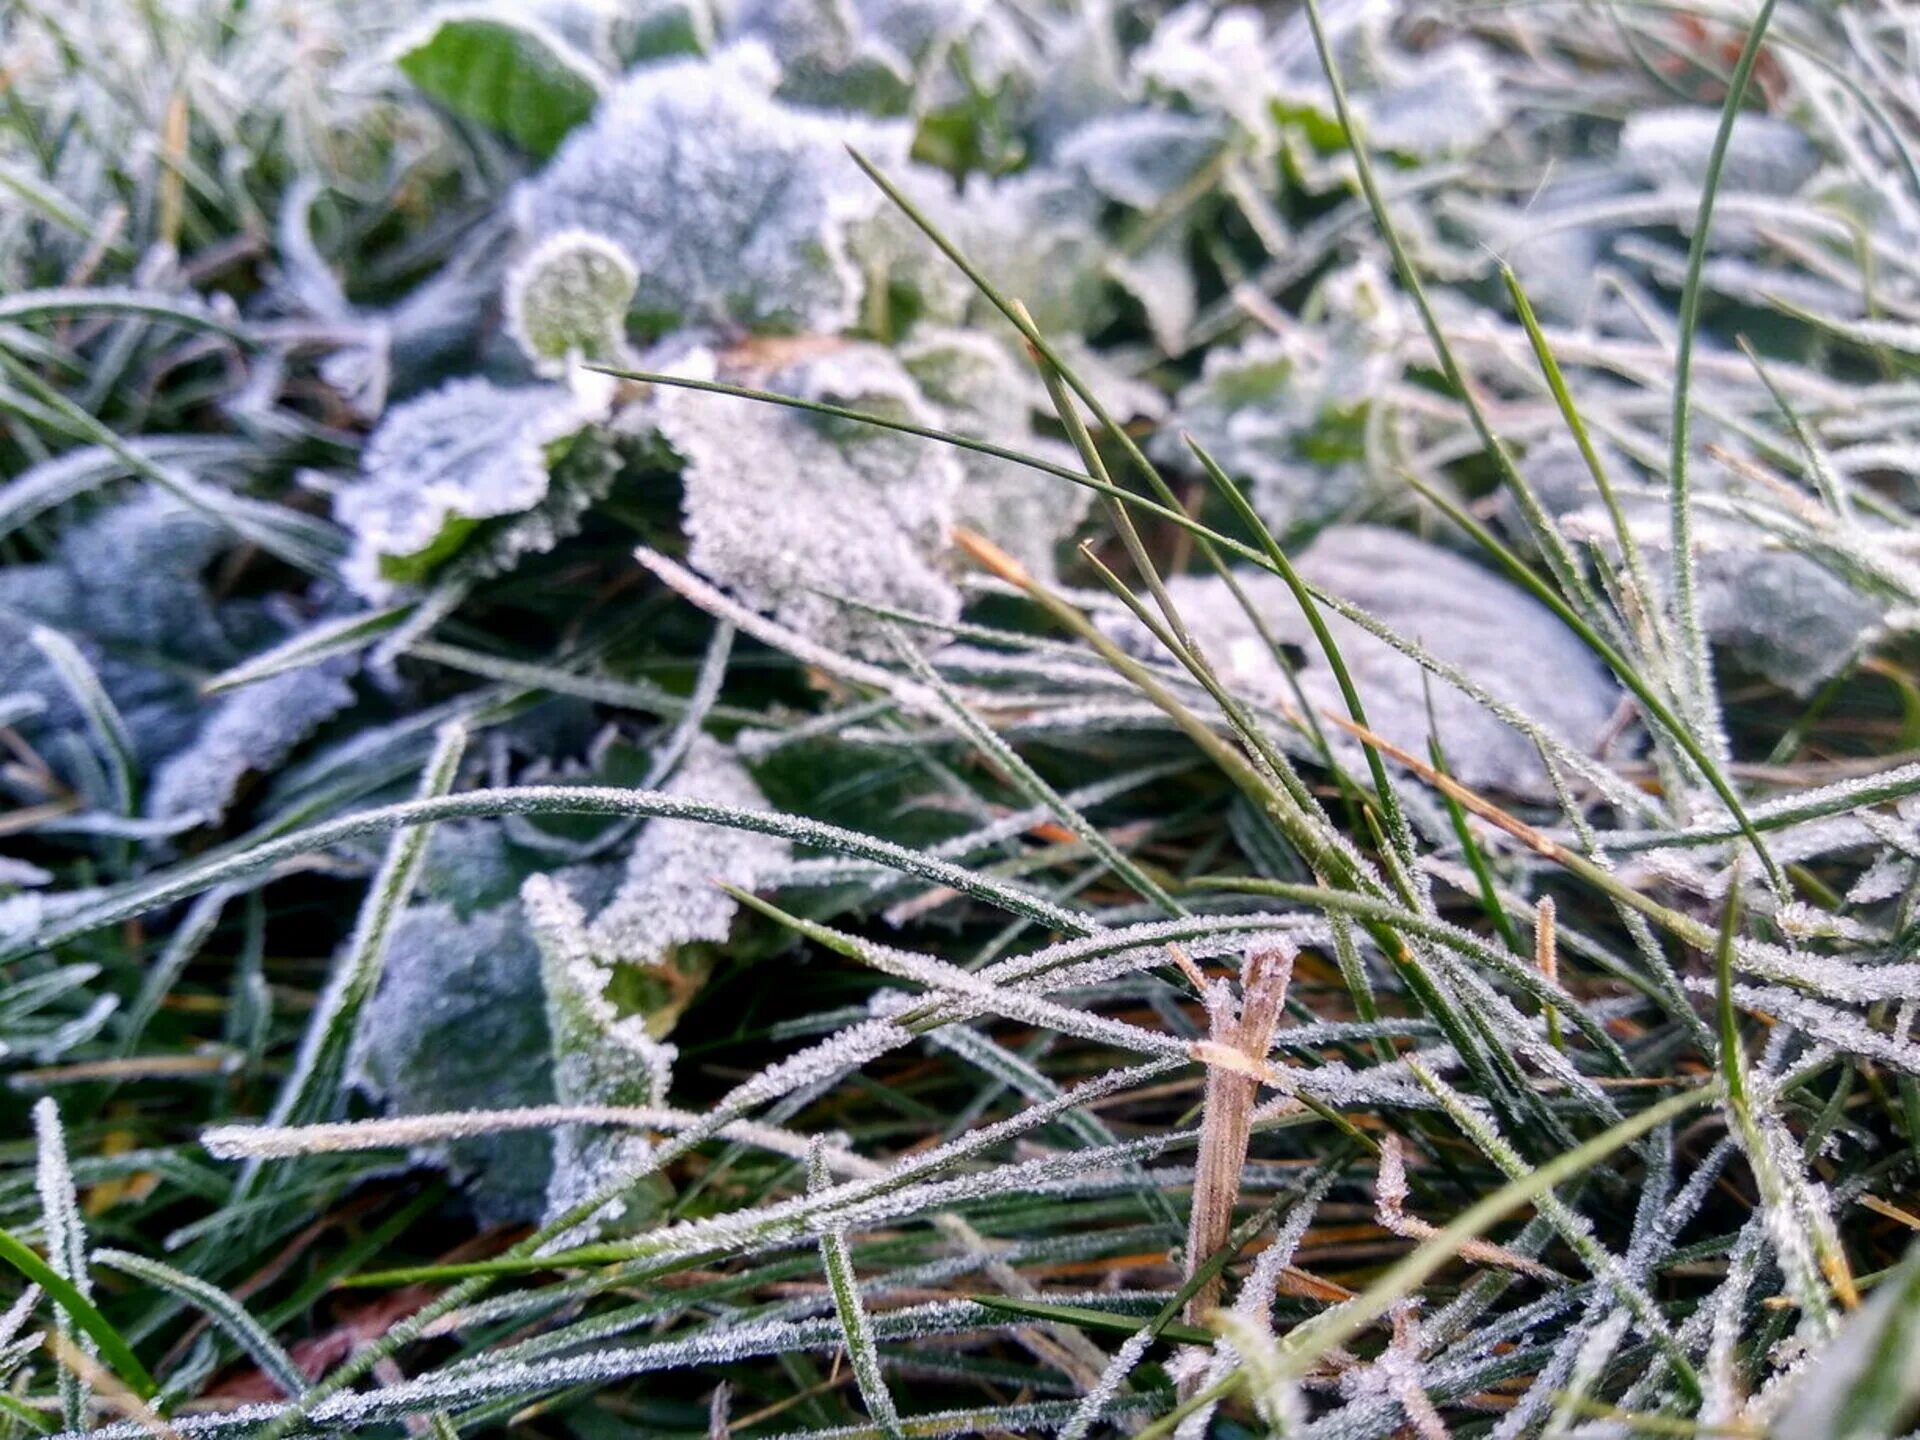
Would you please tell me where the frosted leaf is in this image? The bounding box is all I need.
[335,376,608,598]
[1152,267,1402,531]
[504,230,638,375]
[1152,332,1365,531]
[857,161,1115,336]
[0,495,239,777]
[525,873,677,1227]
[1107,234,1198,355]
[349,901,557,1223]
[949,168,1114,336]
[652,342,962,656]
[1055,110,1226,210]
[1695,545,1883,696]
[1360,40,1505,156]
[1134,3,1277,143]
[1111,527,1624,798]
[728,0,913,111]
[1847,851,1911,906]
[32,492,232,658]
[413,821,533,917]
[898,327,1091,579]
[588,735,790,989]
[515,45,909,335]
[1619,108,1820,196]
[1270,5,1508,157]
[147,663,357,823]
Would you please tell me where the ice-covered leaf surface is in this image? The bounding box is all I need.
[1154,265,1407,532]
[899,327,1090,578]
[1619,108,1821,196]
[334,377,608,597]
[588,735,791,976]
[653,341,963,654]
[1114,527,1625,798]
[504,229,639,373]
[350,900,557,1223]
[13,0,1920,1433]
[1695,543,1885,696]
[147,664,358,823]
[516,46,909,335]
[527,872,675,1225]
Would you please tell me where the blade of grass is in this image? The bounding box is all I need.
[1666,0,1785,728]
[1405,472,1784,892]
[0,1231,154,1399]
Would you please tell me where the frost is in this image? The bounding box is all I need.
[1270,2,1510,158]
[858,162,1116,337]
[588,735,791,980]
[898,327,1091,579]
[1700,980,1920,1076]
[0,495,241,781]
[335,376,609,598]
[508,738,790,1225]
[11,492,232,658]
[515,46,909,335]
[1055,110,1225,211]
[1620,108,1821,196]
[1363,41,1505,156]
[350,900,558,1224]
[652,342,962,656]
[728,0,913,111]
[526,873,676,1227]
[1694,544,1884,696]
[1154,265,1405,531]
[1113,526,1624,797]
[1133,3,1276,143]
[147,663,357,824]
[504,230,638,375]
[949,168,1114,335]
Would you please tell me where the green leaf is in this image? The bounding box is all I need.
[397,16,603,159]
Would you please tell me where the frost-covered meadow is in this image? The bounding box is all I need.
[5,0,1920,1434]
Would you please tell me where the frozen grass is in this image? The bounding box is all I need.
[4,0,1920,1436]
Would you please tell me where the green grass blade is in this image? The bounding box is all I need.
[1664,0,1783,731]
[0,1230,154,1399]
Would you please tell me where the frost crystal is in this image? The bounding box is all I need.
[335,376,609,598]
[515,45,908,335]
[652,342,962,655]
[148,664,357,823]
[504,229,638,375]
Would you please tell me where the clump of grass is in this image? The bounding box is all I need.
[4,1,1920,1437]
